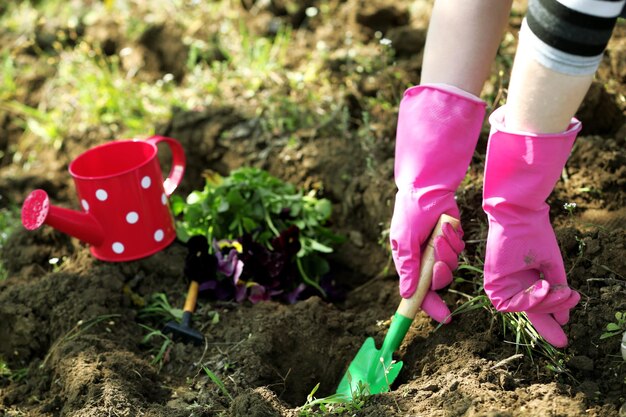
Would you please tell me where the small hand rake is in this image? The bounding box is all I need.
[163,280,204,345]
[336,214,460,396]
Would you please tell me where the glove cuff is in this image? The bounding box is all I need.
[394,84,486,191]
[483,106,581,210]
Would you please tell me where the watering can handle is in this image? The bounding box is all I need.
[396,214,461,319]
[146,135,186,196]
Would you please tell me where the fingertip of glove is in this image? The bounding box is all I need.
[422,291,452,324]
[432,261,453,290]
[526,312,569,348]
[548,333,568,348]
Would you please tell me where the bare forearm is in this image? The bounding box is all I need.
[421,0,513,96]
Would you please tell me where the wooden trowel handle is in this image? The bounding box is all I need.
[183,281,200,313]
[396,214,460,319]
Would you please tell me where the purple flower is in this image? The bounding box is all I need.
[283,283,307,304]
[213,239,244,281]
[247,283,283,304]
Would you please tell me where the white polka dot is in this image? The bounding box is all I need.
[81,199,90,211]
[112,242,125,254]
[96,189,108,201]
[154,229,164,242]
[126,212,139,224]
[161,193,167,205]
[141,176,152,189]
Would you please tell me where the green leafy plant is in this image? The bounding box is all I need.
[501,311,571,376]
[0,358,11,378]
[448,261,572,377]
[3,44,184,157]
[138,292,184,324]
[0,359,28,383]
[172,167,344,303]
[563,202,577,217]
[173,168,337,248]
[220,21,292,93]
[203,366,234,402]
[42,314,121,368]
[0,206,20,281]
[600,311,626,339]
[138,324,173,370]
[0,52,17,101]
[298,381,368,416]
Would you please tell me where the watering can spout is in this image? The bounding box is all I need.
[21,189,105,246]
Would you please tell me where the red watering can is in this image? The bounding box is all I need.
[21,136,186,262]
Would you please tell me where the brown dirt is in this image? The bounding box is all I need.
[1,1,625,416]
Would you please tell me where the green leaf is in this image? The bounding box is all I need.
[226,189,246,207]
[242,216,258,232]
[203,367,233,401]
[307,239,333,253]
[26,118,55,142]
[315,199,332,219]
[606,323,621,331]
[170,195,186,215]
[186,191,203,205]
[307,382,320,401]
[217,199,229,213]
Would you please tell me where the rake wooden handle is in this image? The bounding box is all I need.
[183,280,199,313]
[396,214,460,319]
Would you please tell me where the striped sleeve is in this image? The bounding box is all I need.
[527,0,625,57]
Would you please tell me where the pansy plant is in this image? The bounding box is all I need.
[172,167,345,304]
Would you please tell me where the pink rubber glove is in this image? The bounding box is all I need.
[390,84,486,323]
[482,107,581,347]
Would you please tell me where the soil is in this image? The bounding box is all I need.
[1,1,625,416]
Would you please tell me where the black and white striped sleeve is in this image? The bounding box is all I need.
[522,0,625,75]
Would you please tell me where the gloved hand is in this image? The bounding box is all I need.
[482,106,581,347]
[390,84,486,323]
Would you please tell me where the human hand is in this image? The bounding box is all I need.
[389,85,485,323]
[390,197,464,323]
[483,106,581,347]
[483,213,580,348]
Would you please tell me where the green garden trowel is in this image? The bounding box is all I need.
[336,214,460,397]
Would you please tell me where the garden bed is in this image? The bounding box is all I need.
[0,1,625,416]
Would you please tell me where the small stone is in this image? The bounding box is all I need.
[585,239,601,255]
[578,380,600,398]
[569,355,594,371]
[420,383,440,392]
[499,373,516,391]
[348,230,364,248]
[386,26,426,56]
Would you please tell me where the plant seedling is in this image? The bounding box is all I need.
[299,381,368,416]
[203,367,234,401]
[600,311,626,340]
[139,324,173,369]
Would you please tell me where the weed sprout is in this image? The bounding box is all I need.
[563,202,577,216]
